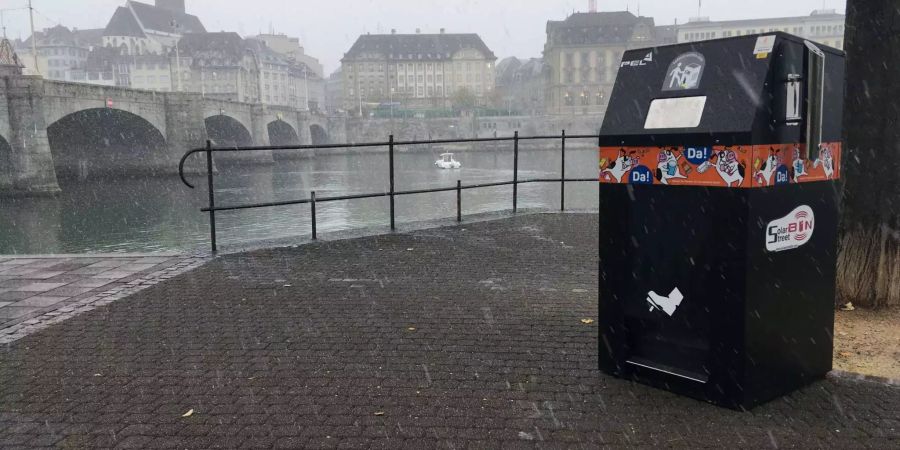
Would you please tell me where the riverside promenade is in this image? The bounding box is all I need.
[0,213,898,448]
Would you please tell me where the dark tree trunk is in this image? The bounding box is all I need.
[838,0,900,308]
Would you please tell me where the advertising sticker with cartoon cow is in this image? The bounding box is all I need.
[599,142,841,188]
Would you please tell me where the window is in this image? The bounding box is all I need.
[580,92,589,106]
[564,92,574,106]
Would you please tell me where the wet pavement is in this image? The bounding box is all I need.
[0,213,898,448]
[0,255,207,343]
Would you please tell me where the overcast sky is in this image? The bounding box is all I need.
[2,0,846,73]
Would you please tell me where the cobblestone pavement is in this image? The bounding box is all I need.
[0,255,207,344]
[0,214,898,449]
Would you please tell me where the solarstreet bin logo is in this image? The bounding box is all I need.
[663,52,705,91]
[766,205,815,252]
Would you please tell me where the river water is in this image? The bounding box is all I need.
[0,147,598,254]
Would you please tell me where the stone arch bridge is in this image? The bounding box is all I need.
[0,76,346,195]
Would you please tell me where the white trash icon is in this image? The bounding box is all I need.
[647,287,684,316]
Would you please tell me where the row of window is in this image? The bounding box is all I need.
[350,85,488,98]
[47,59,80,68]
[350,61,492,74]
[563,52,608,68]
[563,68,606,84]
[132,75,170,84]
[38,47,88,57]
[685,23,844,41]
[562,91,605,106]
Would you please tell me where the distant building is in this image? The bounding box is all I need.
[247,35,326,111]
[677,9,846,49]
[102,0,205,56]
[325,69,344,114]
[177,32,260,103]
[494,57,546,116]
[16,25,98,80]
[543,11,671,115]
[253,33,324,78]
[341,30,497,114]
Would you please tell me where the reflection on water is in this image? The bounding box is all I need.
[0,147,598,254]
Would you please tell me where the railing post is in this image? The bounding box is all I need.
[457,179,462,223]
[310,190,317,240]
[513,130,519,213]
[560,129,566,211]
[205,140,217,253]
[389,134,395,230]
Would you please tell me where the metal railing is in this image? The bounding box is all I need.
[179,131,600,253]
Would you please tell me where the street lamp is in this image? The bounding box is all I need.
[170,19,183,92]
[356,65,362,117]
[303,67,310,111]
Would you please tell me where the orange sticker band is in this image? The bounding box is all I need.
[599,143,841,188]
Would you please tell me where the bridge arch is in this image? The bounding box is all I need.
[205,115,253,148]
[267,120,301,146]
[46,108,168,181]
[309,123,329,146]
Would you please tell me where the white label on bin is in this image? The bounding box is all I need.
[754,35,776,55]
[766,205,815,252]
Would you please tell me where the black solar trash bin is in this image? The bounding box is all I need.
[597,33,845,410]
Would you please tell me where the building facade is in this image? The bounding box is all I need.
[677,9,845,49]
[543,11,675,116]
[494,57,546,116]
[102,0,205,57]
[253,33,324,78]
[249,37,326,112]
[341,30,497,114]
[325,68,344,114]
[16,25,99,80]
[177,32,260,103]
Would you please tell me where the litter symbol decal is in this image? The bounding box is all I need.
[647,287,684,316]
[662,52,705,91]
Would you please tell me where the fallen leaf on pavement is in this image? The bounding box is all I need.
[407,327,416,331]
[841,302,855,311]
[374,411,385,416]
[581,319,595,324]
[838,352,852,358]
[182,409,194,417]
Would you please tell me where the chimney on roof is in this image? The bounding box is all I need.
[391,29,396,34]
[156,0,186,15]
[416,28,421,34]
[440,28,445,34]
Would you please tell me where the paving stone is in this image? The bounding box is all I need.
[91,271,138,280]
[0,291,33,302]
[18,271,67,280]
[13,297,69,308]
[0,306,38,320]
[42,286,95,297]
[15,283,67,293]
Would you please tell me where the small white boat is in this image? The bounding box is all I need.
[434,153,461,169]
